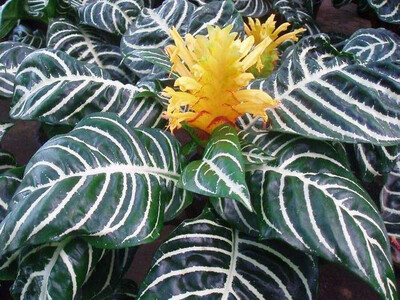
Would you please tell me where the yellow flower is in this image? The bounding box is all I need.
[245,15,306,77]
[163,24,278,134]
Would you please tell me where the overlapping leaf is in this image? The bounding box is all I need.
[249,34,400,145]
[343,28,400,63]
[0,167,24,221]
[9,24,45,48]
[0,42,36,98]
[47,18,134,83]
[233,0,272,17]
[121,0,195,76]
[351,143,400,182]
[368,0,400,24]
[11,49,164,128]
[273,0,320,35]
[11,238,104,299]
[243,131,397,300]
[0,113,185,255]
[188,0,243,36]
[139,207,318,299]
[80,247,136,299]
[78,0,143,35]
[0,150,17,174]
[0,0,28,39]
[180,124,252,211]
[381,160,400,238]
[0,123,13,140]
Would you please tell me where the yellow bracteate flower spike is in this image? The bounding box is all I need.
[162,24,279,134]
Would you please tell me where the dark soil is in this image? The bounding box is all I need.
[0,1,397,299]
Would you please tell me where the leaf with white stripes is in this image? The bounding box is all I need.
[10,49,165,128]
[245,131,398,300]
[120,0,195,77]
[138,207,318,299]
[351,143,400,183]
[210,197,260,236]
[0,113,185,255]
[0,150,17,174]
[233,0,272,17]
[368,0,400,24]
[78,0,144,35]
[10,237,105,300]
[180,124,252,211]
[9,24,45,48]
[273,0,320,35]
[81,247,136,299]
[381,160,400,238]
[26,0,58,20]
[0,42,35,98]
[0,123,13,141]
[0,166,24,222]
[188,0,244,36]
[249,34,400,145]
[47,18,135,83]
[343,28,400,63]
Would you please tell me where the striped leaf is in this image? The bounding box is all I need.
[0,123,13,141]
[81,247,136,299]
[0,249,21,280]
[0,150,17,174]
[233,0,272,17]
[9,24,45,48]
[10,49,164,128]
[10,238,135,300]
[244,131,397,300]
[368,0,400,24]
[351,143,400,183]
[0,113,185,255]
[10,238,104,299]
[188,0,244,36]
[0,42,35,98]
[26,0,58,19]
[249,34,400,145]
[0,167,24,222]
[343,28,400,63]
[190,0,272,17]
[78,0,144,35]
[381,160,400,238]
[47,18,135,83]
[121,0,195,77]
[138,207,318,299]
[180,124,252,211]
[273,0,320,35]
[210,197,260,236]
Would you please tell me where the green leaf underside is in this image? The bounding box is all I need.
[139,207,318,299]
[249,34,400,145]
[241,131,397,300]
[0,113,185,254]
[11,49,164,128]
[180,124,252,211]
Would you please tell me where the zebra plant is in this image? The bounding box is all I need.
[0,0,399,299]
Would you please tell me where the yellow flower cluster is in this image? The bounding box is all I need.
[162,15,305,134]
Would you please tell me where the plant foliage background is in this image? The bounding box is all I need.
[0,0,400,299]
